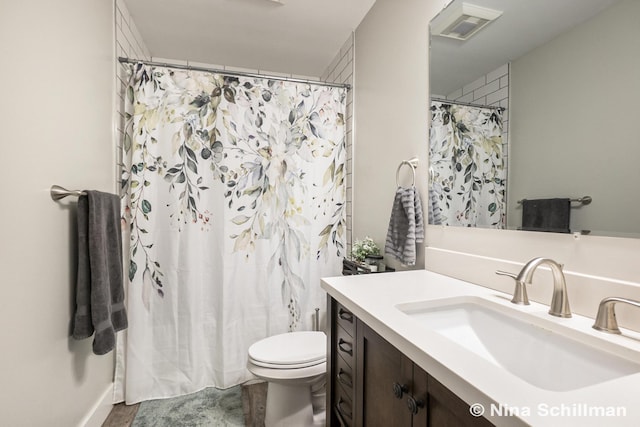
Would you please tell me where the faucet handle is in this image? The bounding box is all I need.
[495,270,530,305]
[593,297,640,334]
[495,270,518,279]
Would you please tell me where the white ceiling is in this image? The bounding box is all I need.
[430,0,621,96]
[123,0,376,77]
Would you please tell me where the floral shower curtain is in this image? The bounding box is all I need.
[114,64,346,403]
[429,101,505,228]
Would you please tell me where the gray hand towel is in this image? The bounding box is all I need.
[72,190,127,355]
[521,198,571,233]
[428,188,442,225]
[385,187,424,266]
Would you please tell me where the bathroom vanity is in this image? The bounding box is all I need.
[322,270,640,427]
[327,297,492,426]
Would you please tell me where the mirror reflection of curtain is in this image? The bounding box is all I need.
[429,101,505,228]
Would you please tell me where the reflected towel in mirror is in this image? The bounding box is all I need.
[521,198,570,233]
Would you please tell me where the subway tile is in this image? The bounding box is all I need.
[500,74,509,88]
[457,92,474,103]
[339,68,352,84]
[446,88,463,100]
[473,95,486,105]
[121,23,136,51]
[116,8,123,29]
[463,76,486,95]
[340,34,354,57]
[116,41,126,59]
[487,63,508,83]
[335,54,349,80]
[486,86,508,105]
[473,79,499,99]
[292,74,321,81]
[325,56,340,80]
[116,27,130,54]
[117,0,131,26]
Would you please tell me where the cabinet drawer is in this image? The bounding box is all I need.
[333,377,354,427]
[335,302,356,337]
[334,352,354,398]
[335,324,355,368]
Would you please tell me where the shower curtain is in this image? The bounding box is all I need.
[429,101,505,228]
[114,64,346,403]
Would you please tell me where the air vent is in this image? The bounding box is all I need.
[432,3,502,41]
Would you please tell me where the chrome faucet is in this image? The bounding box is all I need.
[496,257,571,318]
[495,270,529,305]
[592,297,640,334]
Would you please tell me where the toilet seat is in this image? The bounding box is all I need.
[248,331,326,369]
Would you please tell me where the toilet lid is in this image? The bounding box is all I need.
[248,331,326,367]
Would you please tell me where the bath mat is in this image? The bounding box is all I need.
[131,386,244,427]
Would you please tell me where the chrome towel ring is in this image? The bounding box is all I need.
[395,158,419,187]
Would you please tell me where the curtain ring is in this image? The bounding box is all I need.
[396,161,416,187]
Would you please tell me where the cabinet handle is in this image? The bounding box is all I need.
[338,308,354,323]
[407,396,425,415]
[337,368,353,388]
[392,382,409,399]
[337,398,353,418]
[334,404,349,427]
[338,338,353,356]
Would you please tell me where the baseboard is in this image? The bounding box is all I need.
[78,383,114,427]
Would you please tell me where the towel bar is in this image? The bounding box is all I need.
[516,196,592,206]
[50,185,86,201]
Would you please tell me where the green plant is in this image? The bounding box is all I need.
[350,237,381,262]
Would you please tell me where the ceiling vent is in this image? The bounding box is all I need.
[432,2,502,41]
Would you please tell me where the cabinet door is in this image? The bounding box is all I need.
[410,363,428,427]
[357,323,413,427]
[426,375,494,427]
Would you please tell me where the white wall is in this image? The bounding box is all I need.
[353,0,640,332]
[0,0,116,426]
[508,0,640,235]
[353,0,450,271]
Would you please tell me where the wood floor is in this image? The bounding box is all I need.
[101,382,267,427]
[101,402,139,427]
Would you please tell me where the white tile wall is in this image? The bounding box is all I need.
[321,33,354,254]
[115,0,151,189]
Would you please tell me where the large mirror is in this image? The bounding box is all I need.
[428,0,640,238]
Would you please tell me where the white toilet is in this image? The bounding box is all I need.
[247,331,327,427]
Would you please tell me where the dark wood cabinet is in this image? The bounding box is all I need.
[328,296,493,427]
[328,298,357,426]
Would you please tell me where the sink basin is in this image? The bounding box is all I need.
[396,296,640,391]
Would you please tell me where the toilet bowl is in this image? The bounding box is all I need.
[247,331,327,427]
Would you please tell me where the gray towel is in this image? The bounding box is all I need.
[72,190,127,355]
[428,188,442,225]
[521,198,571,233]
[385,187,424,266]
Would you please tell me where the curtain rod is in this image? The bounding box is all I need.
[118,57,351,91]
[431,97,504,111]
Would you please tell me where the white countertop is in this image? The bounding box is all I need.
[321,270,640,427]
